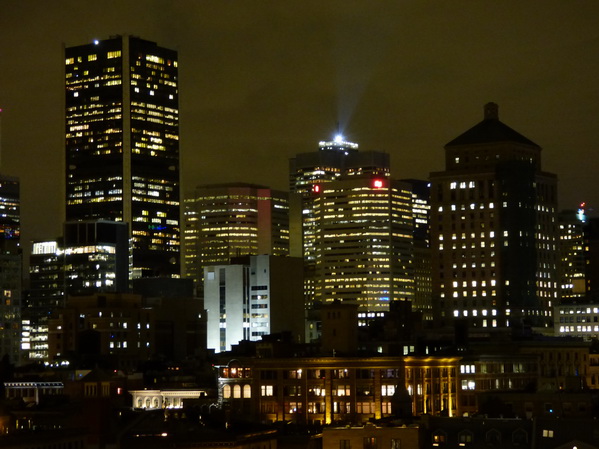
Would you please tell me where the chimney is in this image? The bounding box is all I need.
[484,102,499,120]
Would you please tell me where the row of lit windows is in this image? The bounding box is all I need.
[442,291,496,298]
[559,325,599,333]
[65,51,120,66]
[438,202,494,212]
[558,307,599,314]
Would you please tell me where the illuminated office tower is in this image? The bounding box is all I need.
[289,135,390,307]
[312,175,414,323]
[183,183,289,285]
[65,36,180,279]
[558,207,587,300]
[430,103,559,330]
[0,175,21,364]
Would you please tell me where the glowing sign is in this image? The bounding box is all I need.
[372,179,384,189]
[313,185,321,193]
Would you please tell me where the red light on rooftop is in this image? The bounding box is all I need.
[372,179,384,189]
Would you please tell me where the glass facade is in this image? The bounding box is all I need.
[65,36,180,278]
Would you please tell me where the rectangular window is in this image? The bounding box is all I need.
[363,437,377,449]
[340,440,351,449]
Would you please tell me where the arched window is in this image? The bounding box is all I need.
[432,430,446,445]
[458,430,473,445]
[486,429,501,445]
[223,384,231,399]
[233,384,241,398]
[243,384,252,398]
[512,429,527,445]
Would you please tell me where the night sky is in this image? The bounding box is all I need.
[1,1,599,247]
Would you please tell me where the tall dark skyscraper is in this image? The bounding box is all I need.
[65,36,180,278]
[430,103,558,330]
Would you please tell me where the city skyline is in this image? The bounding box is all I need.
[1,1,599,249]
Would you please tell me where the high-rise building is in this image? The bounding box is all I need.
[24,240,63,361]
[0,174,21,364]
[65,36,180,279]
[401,179,433,321]
[312,175,414,323]
[183,183,289,285]
[430,103,559,330]
[289,135,391,307]
[558,207,587,300]
[204,255,304,352]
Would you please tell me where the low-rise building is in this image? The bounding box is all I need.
[216,355,461,425]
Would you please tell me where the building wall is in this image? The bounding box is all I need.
[555,302,599,340]
[205,256,304,352]
[205,264,247,352]
[322,424,419,449]
[216,356,461,425]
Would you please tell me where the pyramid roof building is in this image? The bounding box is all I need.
[445,102,540,148]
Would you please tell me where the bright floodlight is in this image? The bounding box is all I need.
[334,134,343,143]
[94,39,99,45]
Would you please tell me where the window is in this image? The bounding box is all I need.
[261,385,274,396]
[233,384,241,398]
[391,439,401,449]
[222,384,231,399]
[381,385,396,396]
[243,384,251,398]
[486,429,501,445]
[363,437,377,449]
[542,429,554,438]
[512,429,527,445]
[340,440,351,449]
[458,431,473,445]
[432,431,446,446]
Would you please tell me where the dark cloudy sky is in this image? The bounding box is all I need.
[1,1,599,245]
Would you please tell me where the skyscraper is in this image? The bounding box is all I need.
[558,207,587,300]
[183,183,289,284]
[312,175,414,323]
[289,135,391,307]
[65,36,180,279]
[430,103,558,330]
